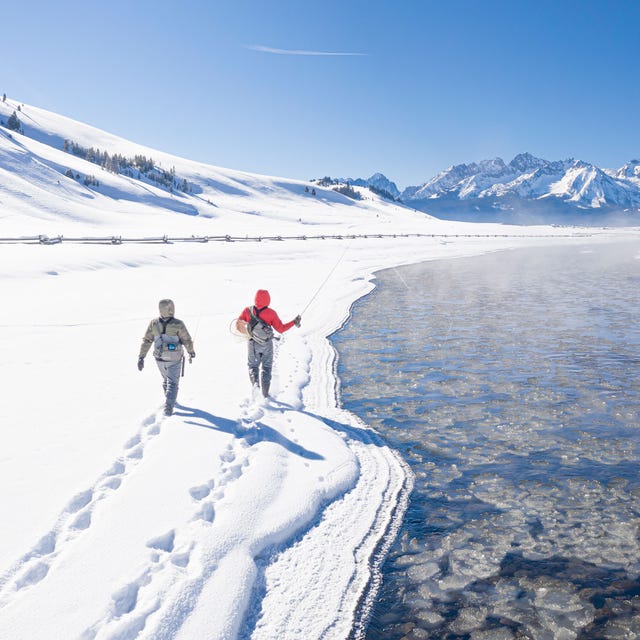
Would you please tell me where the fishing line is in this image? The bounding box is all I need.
[391,265,411,290]
[191,302,204,340]
[300,240,352,315]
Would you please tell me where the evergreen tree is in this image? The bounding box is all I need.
[6,111,21,131]
[333,184,361,200]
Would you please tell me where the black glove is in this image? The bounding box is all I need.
[189,351,195,362]
[294,315,301,327]
[137,357,144,371]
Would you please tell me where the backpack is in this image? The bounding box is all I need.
[152,318,184,362]
[247,306,273,345]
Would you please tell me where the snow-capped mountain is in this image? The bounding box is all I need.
[401,153,640,216]
[614,159,640,183]
[342,173,401,199]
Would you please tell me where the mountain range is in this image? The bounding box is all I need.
[2,95,639,227]
[351,154,640,224]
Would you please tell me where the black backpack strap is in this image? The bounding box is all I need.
[155,317,175,336]
[249,306,266,326]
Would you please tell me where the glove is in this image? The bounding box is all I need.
[137,357,144,371]
[189,351,195,363]
[293,315,301,327]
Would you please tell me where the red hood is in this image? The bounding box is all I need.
[254,289,270,308]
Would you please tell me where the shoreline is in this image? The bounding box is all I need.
[0,232,632,639]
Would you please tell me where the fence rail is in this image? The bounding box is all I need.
[0,231,597,246]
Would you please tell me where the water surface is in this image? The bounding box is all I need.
[332,241,640,640]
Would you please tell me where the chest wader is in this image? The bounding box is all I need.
[154,318,183,415]
[247,307,273,397]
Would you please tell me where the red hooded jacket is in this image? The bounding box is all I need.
[239,289,296,334]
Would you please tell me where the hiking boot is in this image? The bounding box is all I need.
[164,405,173,416]
[261,383,270,398]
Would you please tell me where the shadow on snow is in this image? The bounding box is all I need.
[174,404,325,461]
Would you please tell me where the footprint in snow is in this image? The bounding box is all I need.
[15,562,49,589]
[243,405,264,423]
[124,434,141,449]
[223,464,243,482]
[189,484,212,501]
[66,489,93,514]
[170,551,191,568]
[70,510,92,531]
[220,449,236,463]
[0,411,163,605]
[31,532,57,557]
[100,476,122,491]
[105,461,125,476]
[146,530,175,553]
[142,414,157,427]
[196,502,215,523]
[126,444,144,459]
[111,582,139,617]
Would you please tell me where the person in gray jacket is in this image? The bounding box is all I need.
[138,299,195,416]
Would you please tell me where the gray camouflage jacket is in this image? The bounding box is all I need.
[138,317,194,360]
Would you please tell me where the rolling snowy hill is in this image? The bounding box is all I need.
[0,98,428,238]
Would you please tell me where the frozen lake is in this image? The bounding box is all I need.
[332,240,640,640]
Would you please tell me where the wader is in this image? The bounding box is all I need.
[248,338,274,397]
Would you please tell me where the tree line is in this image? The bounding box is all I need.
[313,176,398,202]
[64,140,191,194]
[0,95,191,196]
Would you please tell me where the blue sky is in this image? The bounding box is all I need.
[5,0,640,188]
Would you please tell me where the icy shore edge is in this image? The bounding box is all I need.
[247,283,413,640]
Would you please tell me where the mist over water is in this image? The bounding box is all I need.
[332,241,640,640]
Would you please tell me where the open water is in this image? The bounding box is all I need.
[332,241,640,640]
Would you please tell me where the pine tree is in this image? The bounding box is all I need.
[7,111,21,131]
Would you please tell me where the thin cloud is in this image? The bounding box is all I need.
[247,44,367,57]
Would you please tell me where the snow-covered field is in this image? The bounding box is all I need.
[0,98,635,639]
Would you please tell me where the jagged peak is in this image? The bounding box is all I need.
[400,152,640,210]
[509,153,548,172]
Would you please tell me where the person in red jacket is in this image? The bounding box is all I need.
[238,289,301,397]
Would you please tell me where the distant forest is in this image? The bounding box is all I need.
[63,139,192,194]
[315,176,398,202]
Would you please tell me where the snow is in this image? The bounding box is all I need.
[402,153,640,211]
[0,98,636,639]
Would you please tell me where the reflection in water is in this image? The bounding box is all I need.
[332,242,640,640]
